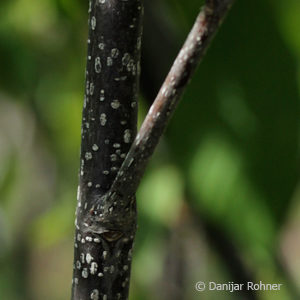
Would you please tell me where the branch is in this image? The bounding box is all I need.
[72,1,234,299]
[72,1,143,299]
[108,0,235,204]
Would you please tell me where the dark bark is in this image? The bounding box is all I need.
[71,0,234,299]
[107,0,235,211]
[71,1,143,299]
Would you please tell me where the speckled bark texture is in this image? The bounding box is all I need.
[72,0,234,299]
[71,1,143,299]
[109,0,235,206]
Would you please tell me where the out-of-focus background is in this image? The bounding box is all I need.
[0,0,299,299]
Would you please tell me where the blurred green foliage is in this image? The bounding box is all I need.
[0,0,299,300]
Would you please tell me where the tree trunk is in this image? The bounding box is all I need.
[71,1,143,299]
[71,0,235,299]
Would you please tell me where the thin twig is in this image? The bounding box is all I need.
[107,0,235,205]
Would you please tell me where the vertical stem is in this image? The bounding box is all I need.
[72,1,143,299]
